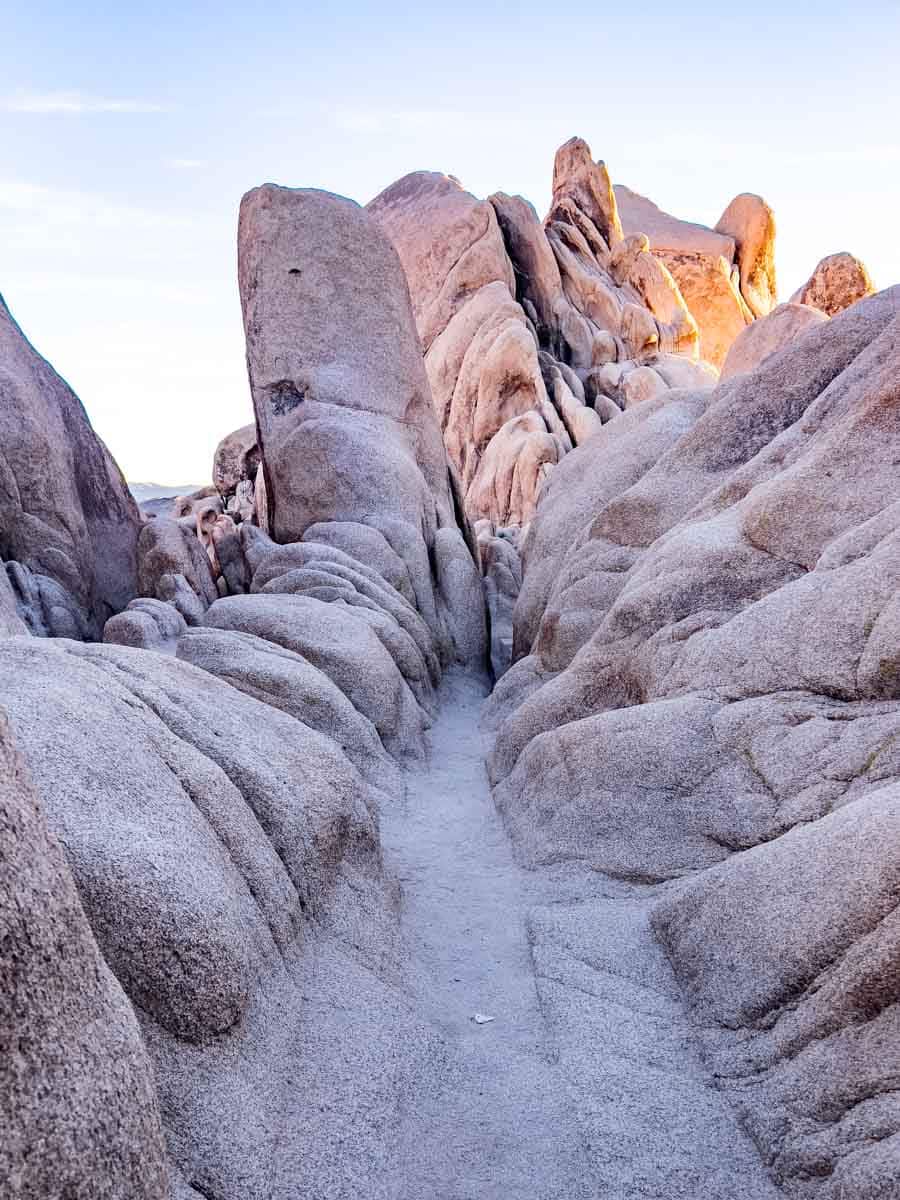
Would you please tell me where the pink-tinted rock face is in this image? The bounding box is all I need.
[369,173,555,525]
[714,192,777,318]
[370,139,711,530]
[368,171,516,353]
[615,184,778,368]
[548,136,623,249]
[790,250,876,316]
[0,293,142,637]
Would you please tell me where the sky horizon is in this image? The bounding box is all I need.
[3,1,899,483]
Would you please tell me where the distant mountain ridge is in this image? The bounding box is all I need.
[128,482,203,503]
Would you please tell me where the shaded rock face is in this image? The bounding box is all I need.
[369,138,712,530]
[790,251,876,316]
[0,294,142,638]
[475,521,522,680]
[0,634,405,1199]
[213,422,259,497]
[212,423,260,526]
[0,707,169,1200]
[487,285,900,1197]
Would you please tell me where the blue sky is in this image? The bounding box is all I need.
[2,0,898,482]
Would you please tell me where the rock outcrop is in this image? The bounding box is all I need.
[0,634,404,1198]
[3,135,898,1200]
[615,185,777,367]
[721,301,827,379]
[212,422,259,496]
[790,251,876,316]
[1,183,489,1197]
[0,293,142,637]
[370,138,714,530]
[212,423,260,524]
[239,183,484,668]
[487,285,900,1197]
[1,707,169,1200]
[714,193,777,318]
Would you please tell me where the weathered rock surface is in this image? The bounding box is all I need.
[615,184,778,367]
[6,135,899,1200]
[0,564,28,635]
[0,634,406,1198]
[239,185,452,538]
[721,301,828,379]
[239,183,484,669]
[790,251,876,316]
[370,139,713,529]
[1,182,491,1199]
[103,596,187,649]
[653,780,900,1196]
[212,422,260,498]
[0,293,142,637]
[136,516,219,612]
[488,285,900,1196]
[201,592,432,757]
[0,705,169,1199]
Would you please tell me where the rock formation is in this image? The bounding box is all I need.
[1,140,898,1200]
[715,192,778,317]
[721,301,828,379]
[2,185,489,1197]
[0,709,169,1199]
[238,183,484,668]
[212,422,259,496]
[719,254,877,381]
[212,423,260,523]
[615,185,777,367]
[369,138,715,532]
[0,293,142,637]
[487,286,900,1196]
[790,251,876,316]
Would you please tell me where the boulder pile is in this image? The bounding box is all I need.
[368,139,877,666]
[368,138,716,532]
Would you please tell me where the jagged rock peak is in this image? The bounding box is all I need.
[548,136,623,248]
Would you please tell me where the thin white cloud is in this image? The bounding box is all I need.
[0,178,197,232]
[2,89,168,114]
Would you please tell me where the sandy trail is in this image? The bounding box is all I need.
[379,670,780,1200]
